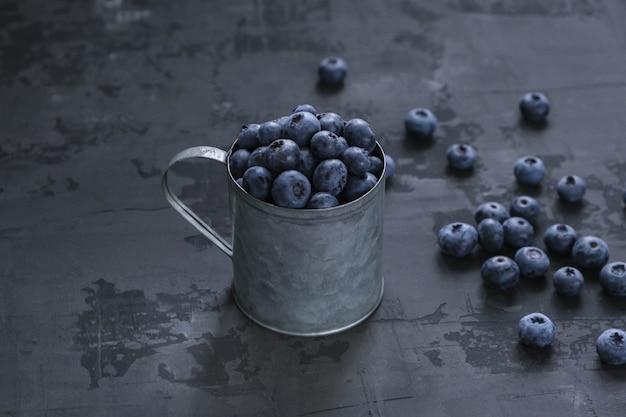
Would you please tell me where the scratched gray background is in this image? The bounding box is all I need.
[2,0,626,416]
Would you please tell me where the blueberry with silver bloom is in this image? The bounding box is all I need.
[296,147,318,178]
[513,155,545,186]
[481,256,519,289]
[266,139,301,173]
[438,222,478,258]
[518,312,555,347]
[599,261,626,296]
[510,195,540,224]
[557,175,586,203]
[384,154,396,180]
[310,130,348,159]
[229,148,250,179]
[306,192,339,209]
[292,104,317,115]
[242,166,274,202]
[571,235,609,270]
[316,112,344,136]
[477,218,504,253]
[596,328,626,365]
[519,92,550,123]
[237,123,261,150]
[318,56,348,86]
[514,246,550,278]
[343,118,376,153]
[475,201,510,224]
[247,145,269,169]
[341,146,371,176]
[446,143,476,170]
[258,120,284,146]
[312,159,348,196]
[543,223,577,255]
[341,172,378,202]
[271,170,312,209]
[503,217,534,248]
[284,111,321,147]
[552,266,584,296]
[369,155,383,178]
[404,107,437,138]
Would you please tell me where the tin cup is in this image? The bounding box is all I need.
[162,141,386,336]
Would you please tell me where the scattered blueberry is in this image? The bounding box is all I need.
[557,175,586,203]
[599,261,626,296]
[543,223,577,255]
[310,130,349,159]
[571,235,609,270]
[404,107,437,138]
[509,195,540,223]
[446,143,476,170]
[437,222,478,258]
[306,192,339,209]
[266,139,301,173]
[519,92,550,123]
[292,104,317,115]
[596,328,626,365]
[237,124,261,150]
[316,112,344,136]
[518,312,555,347]
[229,148,250,179]
[258,120,284,146]
[384,154,396,180]
[552,266,584,296]
[341,146,371,176]
[475,202,510,224]
[318,56,348,86]
[271,170,312,209]
[477,218,504,252]
[502,216,534,248]
[341,172,378,201]
[312,159,348,196]
[481,256,519,289]
[514,246,550,279]
[513,155,545,186]
[284,111,321,147]
[242,166,273,202]
[343,118,377,153]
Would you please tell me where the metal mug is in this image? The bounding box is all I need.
[162,141,386,336]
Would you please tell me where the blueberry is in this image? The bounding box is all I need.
[310,130,348,159]
[229,148,250,179]
[341,146,371,176]
[369,156,383,178]
[242,166,274,202]
[384,154,396,180]
[284,111,321,147]
[446,143,476,170]
[599,261,626,296]
[296,147,318,178]
[343,118,376,153]
[318,56,348,85]
[502,216,534,248]
[552,266,584,296]
[306,192,339,209]
[258,120,284,146]
[404,107,437,139]
[477,218,504,252]
[509,195,540,224]
[518,312,555,347]
[519,92,550,123]
[316,112,344,136]
[557,175,586,203]
[481,256,520,289]
[514,246,550,279]
[474,201,510,224]
[341,172,378,202]
[271,170,312,209]
[543,223,577,255]
[513,155,545,186]
[437,222,478,258]
[292,104,317,115]
[266,139,301,173]
[248,145,269,168]
[571,235,609,270]
[237,123,261,150]
[312,159,348,196]
[596,328,626,365]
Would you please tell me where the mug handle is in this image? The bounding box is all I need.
[161,146,233,258]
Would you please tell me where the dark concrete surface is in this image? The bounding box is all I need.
[2,0,626,416]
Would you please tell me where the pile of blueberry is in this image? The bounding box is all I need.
[434,92,626,361]
[229,104,394,209]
